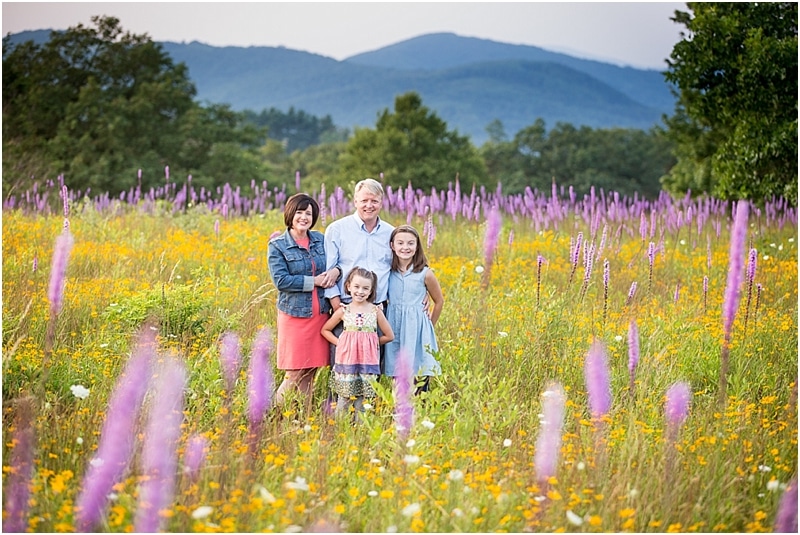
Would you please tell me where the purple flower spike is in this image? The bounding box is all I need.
[534,382,566,484]
[3,398,36,533]
[247,327,274,426]
[722,201,749,342]
[628,320,640,396]
[483,207,502,267]
[584,339,612,419]
[394,349,414,440]
[183,434,209,481]
[746,248,757,285]
[47,230,74,315]
[219,331,242,393]
[626,281,637,305]
[774,478,798,533]
[75,327,156,532]
[134,357,186,533]
[665,381,691,437]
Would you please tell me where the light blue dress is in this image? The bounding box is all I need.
[384,267,441,377]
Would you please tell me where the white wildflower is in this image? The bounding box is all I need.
[70,384,90,399]
[475,265,484,274]
[498,331,508,337]
[421,419,435,430]
[256,485,276,503]
[566,510,583,526]
[401,503,421,517]
[191,506,214,519]
[406,439,416,448]
[448,469,464,481]
[285,476,309,491]
[403,454,420,465]
[767,480,781,492]
[503,438,512,447]
[368,490,378,497]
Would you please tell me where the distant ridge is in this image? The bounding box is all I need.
[5,30,676,144]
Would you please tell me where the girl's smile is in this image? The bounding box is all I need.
[391,232,418,261]
[348,275,374,302]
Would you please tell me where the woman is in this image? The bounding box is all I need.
[268,193,339,412]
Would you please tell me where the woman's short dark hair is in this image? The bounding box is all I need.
[284,193,320,229]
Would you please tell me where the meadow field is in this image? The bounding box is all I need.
[2,180,797,532]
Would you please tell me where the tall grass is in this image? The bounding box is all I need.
[2,181,797,532]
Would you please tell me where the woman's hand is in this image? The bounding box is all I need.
[315,268,339,288]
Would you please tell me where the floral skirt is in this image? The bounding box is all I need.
[330,372,378,399]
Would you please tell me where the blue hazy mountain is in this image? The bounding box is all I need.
[6,30,676,145]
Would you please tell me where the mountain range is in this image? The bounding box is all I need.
[7,30,676,145]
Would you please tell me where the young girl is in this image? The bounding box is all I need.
[321,267,394,416]
[384,225,444,393]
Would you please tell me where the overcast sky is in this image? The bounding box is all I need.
[3,2,687,70]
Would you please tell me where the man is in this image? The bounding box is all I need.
[324,178,395,371]
[324,178,395,310]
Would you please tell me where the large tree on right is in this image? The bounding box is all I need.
[661,3,797,205]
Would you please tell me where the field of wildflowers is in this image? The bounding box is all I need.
[2,177,798,533]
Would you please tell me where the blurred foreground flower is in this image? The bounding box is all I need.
[394,349,414,440]
[75,327,155,531]
[134,357,186,532]
[3,398,36,533]
[247,327,274,457]
[584,339,611,419]
[183,434,209,481]
[534,382,566,484]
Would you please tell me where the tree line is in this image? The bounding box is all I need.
[3,6,796,204]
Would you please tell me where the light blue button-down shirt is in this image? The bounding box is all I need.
[324,212,395,304]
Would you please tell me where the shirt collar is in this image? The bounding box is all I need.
[353,212,382,232]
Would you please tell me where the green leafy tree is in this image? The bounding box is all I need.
[338,92,488,191]
[482,118,673,199]
[662,3,798,204]
[3,16,266,195]
[242,106,348,152]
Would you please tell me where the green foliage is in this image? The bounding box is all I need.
[662,2,798,205]
[338,92,489,191]
[2,16,267,195]
[101,280,213,345]
[242,106,349,152]
[481,119,675,198]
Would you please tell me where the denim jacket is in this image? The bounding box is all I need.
[268,230,331,318]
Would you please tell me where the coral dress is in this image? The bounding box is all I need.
[384,267,441,377]
[275,237,329,370]
[331,304,381,398]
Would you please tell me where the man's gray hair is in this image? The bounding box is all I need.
[354,178,384,199]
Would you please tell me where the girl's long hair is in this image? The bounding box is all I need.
[390,225,428,273]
